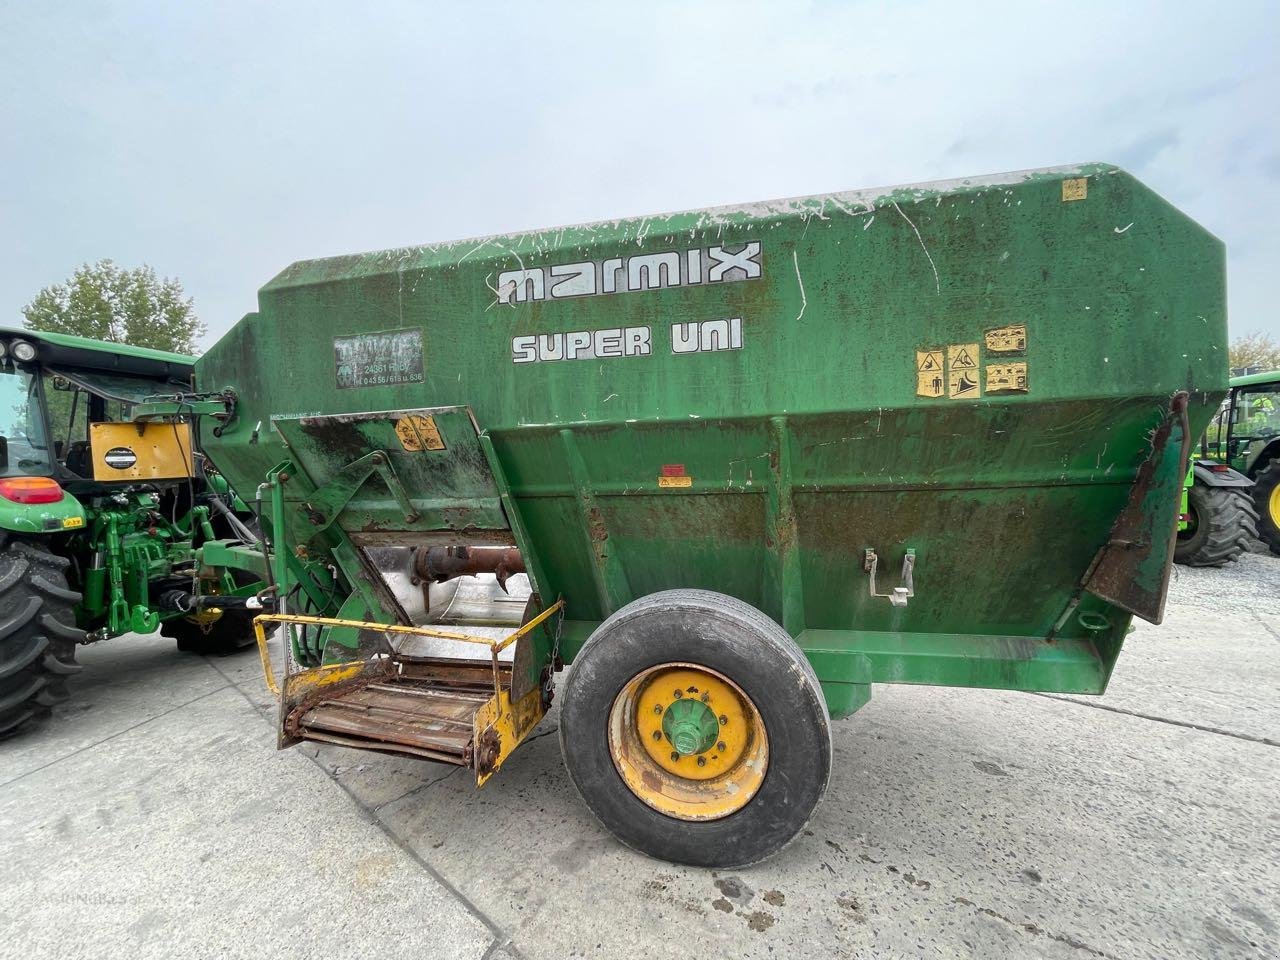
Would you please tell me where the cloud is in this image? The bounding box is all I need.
[0,1,1277,340]
[1113,128,1181,173]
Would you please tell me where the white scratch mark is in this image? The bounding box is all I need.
[792,250,807,321]
[459,239,493,263]
[1114,222,1134,234]
[603,393,618,403]
[892,201,940,294]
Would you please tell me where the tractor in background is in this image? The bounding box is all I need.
[0,328,265,738]
[1175,369,1280,565]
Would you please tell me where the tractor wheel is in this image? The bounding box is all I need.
[1251,461,1280,557]
[559,589,831,868]
[1174,484,1259,566]
[0,540,85,738]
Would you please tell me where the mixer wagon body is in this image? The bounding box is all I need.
[197,163,1225,865]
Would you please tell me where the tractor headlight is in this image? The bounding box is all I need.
[10,340,37,362]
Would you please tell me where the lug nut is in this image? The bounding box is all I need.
[670,752,680,762]
[719,715,728,725]
[652,730,662,742]
[673,690,683,699]
[653,704,663,715]
[696,756,707,767]
[717,741,726,751]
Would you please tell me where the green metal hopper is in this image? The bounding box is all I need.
[196,163,1225,866]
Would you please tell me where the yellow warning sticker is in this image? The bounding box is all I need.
[62,516,84,529]
[394,415,445,451]
[1062,178,1088,202]
[657,475,693,488]
[916,349,945,398]
[986,362,1029,393]
[984,324,1026,353]
[946,343,981,399]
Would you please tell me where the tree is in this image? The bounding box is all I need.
[1229,332,1280,375]
[21,260,205,355]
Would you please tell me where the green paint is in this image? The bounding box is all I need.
[0,491,86,535]
[0,327,264,643]
[662,697,719,756]
[194,164,1227,714]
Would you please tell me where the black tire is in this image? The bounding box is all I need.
[0,540,85,738]
[1251,460,1280,557]
[1174,484,1259,566]
[559,589,831,868]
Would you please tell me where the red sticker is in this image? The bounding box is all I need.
[661,464,686,477]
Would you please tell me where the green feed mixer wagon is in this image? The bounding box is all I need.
[0,329,265,738]
[192,163,1225,867]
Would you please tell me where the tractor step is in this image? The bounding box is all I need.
[293,666,503,765]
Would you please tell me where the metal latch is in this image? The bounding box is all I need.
[864,548,916,607]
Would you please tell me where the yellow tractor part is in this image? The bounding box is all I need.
[89,421,195,481]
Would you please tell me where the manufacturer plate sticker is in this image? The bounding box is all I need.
[657,475,693,488]
[334,328,424,390]
[104,446,138,470]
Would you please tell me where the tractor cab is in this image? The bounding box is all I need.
[1212,371,1280,475]
[0,329,195,494]
[1178,369,1280,565]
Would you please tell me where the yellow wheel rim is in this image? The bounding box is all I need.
[1270,485,1280,526]
[607,662,767,821]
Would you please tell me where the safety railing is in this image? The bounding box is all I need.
[251,599,565,699]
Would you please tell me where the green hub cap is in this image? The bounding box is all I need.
[661,698,720,756]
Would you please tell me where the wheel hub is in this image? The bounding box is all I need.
[660,697,719,756]
[608,662,768,820]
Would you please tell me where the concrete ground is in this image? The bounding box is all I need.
[2,559,1277,960]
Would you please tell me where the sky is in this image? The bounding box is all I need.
[1,1,1276,348]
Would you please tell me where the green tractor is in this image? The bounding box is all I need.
[1175,369,1280,565]
[0,328,266,737]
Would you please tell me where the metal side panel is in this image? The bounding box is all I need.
[271,405,509,539]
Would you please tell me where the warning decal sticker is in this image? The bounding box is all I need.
[394,414,446,451]
[946,343,981,399]
[1062,178,1088,202]
[986,362,1029,393]
[984,325,1027,353]
[658,463,693,488]
[916,349,945,398]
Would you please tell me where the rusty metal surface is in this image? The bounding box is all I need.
[414,545,525,590]
[1083,391,1190,625]
[297,677,489,761]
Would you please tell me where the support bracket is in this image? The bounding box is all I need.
[864,548,916,607]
